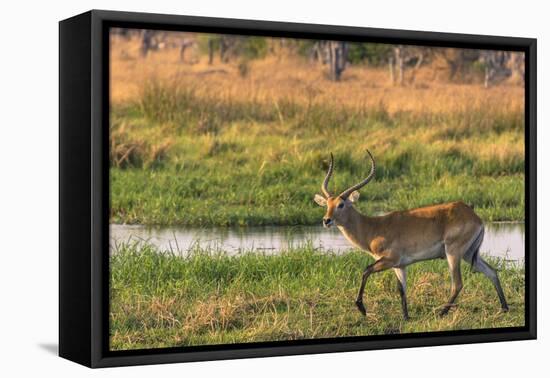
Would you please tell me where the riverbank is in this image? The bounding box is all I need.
[110,242,525,351]
[110,78,524,226]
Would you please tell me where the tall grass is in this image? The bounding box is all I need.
[110,242,525,350]
[109,35,525,225]
[109,82,524,225]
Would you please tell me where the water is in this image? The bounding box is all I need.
[110,222,525,262]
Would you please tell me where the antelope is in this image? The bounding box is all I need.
[314,150,509,319]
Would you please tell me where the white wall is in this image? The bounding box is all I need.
[0,0,545,376]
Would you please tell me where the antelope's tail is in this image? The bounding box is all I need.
[463,225,484,271]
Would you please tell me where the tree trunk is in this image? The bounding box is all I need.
[220,37,228,63]
[208,38,214,65]
[389,56,395,84]
[393,46,404,86]
[328,41,347,81]
[140,30,154,57]
[409,53,424,84]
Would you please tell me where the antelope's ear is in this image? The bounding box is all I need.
[348,191,360,203]
[314,194,327,207]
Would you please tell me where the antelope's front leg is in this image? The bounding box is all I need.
[394,267,409,320]
[355,257,393,316]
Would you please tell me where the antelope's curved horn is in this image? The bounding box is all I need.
[321,152,334,198]
[339,150,376,199]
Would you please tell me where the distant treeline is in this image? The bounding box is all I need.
[112,28,525,86]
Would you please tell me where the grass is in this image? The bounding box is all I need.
[109,86,524,225]
[108,33,526,352]
[109,35,525,226]
[109,242,525,350]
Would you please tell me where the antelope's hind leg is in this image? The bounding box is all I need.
[439,253,463,317]
[472,256,509,311]
[394,267,409,320]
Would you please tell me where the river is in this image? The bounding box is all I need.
[110,222,525,263]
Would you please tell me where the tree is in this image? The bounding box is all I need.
[306,41,349,81]
[389,46,426,86]
[140,30,156,57]
[347,43,392,66]
[328,41,348,81]
[433,48,480,82]
[479,51,523,87]
[179,39,196,63]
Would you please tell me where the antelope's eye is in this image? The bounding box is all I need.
[337,202,345,209]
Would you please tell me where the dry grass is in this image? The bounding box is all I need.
[110,120,173,168]
[110,34,524,116]
[110,243,525,350]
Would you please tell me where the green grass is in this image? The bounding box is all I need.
[110,242,525,351]
[109,84,525,225]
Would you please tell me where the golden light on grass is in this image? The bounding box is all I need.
[108,32,526,350]
[110,34,524,116]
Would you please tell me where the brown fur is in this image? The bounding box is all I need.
[316,193,507,318]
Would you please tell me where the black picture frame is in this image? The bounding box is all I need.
[59,9,537,368]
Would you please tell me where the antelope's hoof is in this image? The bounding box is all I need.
[501,305,510,313]
[355,300,367,316]
[403,314,410,321]
[438,308,450,317]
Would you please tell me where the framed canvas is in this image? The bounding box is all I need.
[59,9,537,368]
